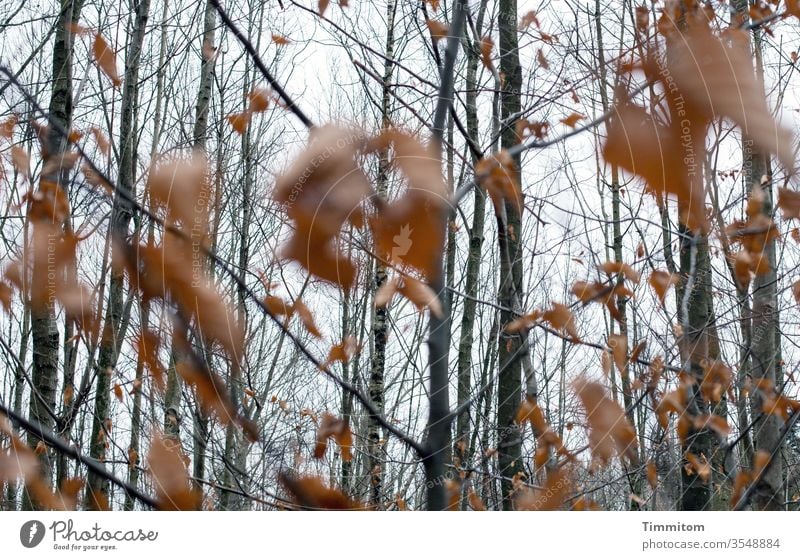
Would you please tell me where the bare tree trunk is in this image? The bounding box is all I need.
[366,0,396,509]
[7,307,29,509]
[24,0,84,510]
[731,0,783,511]
[454,0,488,489]
[125,0,169,512]
[85,0,149,510]
[496,0,524,510]
[594,0,644,508]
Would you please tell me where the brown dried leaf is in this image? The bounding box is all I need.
[10,146,30,176]
[325,335,360,367]
[599,261,640,283]
[685,452,711,483]
[515,469,571,511]
[397,275,443,318]
[700,360,732,404]
[90,126,111,157]
[475,151,522,214]
[226,111,251,134]
[559,112,585,128]
[275,126,371,289]
[367,130,448,281]
[468,488,486,511]
[542,303,579,340]
[649,270,679,305]
[519,10,540,31]
[574,377,638,466]
[536,48,549,69]
[778,188,800,219]
[93,33,121,87]
[667,26,794,173]
[148,433,201,510]
[608,333,628,378]
[479,36,495,73]
[248,88,272,112]
[647,461,658,489]
[314,412,353,462]
[0,114,18,139]
[293,299,322,338]
[279,473,366,510]
[426,19,449,42]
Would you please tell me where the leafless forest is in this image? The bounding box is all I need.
[1,0,800,512]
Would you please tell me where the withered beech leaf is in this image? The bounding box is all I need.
[227,111,251,134]
[536,48,549,69]
[248,88,272,112]
[519,10,540,31]
[574,377,638,466]
[279,473,367,510]
[571,280,631,322]
[274,125,371,289]
[479,36,495,73]
[426,19,449,42]
[475,151,523,214]
[367,130,449,281]
[603,99,707,232]
[756,378,800,421]
[146,153,211,233]
[0,421,70,510]
[649,270,679,306]
[542,303,579,340]
[445,479,461,511]
[515,469,572,511]
[148,433,201,510]
[10,146,30,176]
[396,275,443,318]
[135,329,165,391]
[314,412,353,462]
[0,114,17,139]
[667,25,794,173]
[608,333,628,378]
[699,360,732,404]
[515,397,548,434]
[264,295,293,317]
[292,299,322,338]
[325,335,360,367]
[599,261,640,284]
[505,310,542,333]
[468,488,486,511]
[90,126,111,157]
[646,461,658,489]
[92,33,122,87]
[655,374,691,433]
[684,452,711,483]
[778,188,800,219]
[559,112,585,128]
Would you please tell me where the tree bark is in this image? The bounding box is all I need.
[496,0,524,510]
[25,0,84,510]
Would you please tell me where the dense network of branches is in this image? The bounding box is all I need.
[1,0,800,511]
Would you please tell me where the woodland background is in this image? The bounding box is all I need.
[1,0,800,511]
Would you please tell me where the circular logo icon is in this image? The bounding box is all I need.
[20,520,45,548]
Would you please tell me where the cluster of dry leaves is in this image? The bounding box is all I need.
[267,124,449,319]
